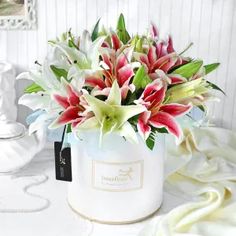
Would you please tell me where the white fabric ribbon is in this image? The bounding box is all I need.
[140,127,236,236]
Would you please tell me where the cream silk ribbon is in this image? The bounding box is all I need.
[140,127,236,236]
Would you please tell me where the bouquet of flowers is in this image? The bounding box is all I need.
[18,14,221,150]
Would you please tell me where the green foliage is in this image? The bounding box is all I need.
[207,81,225,95]
[24,83,44,93]
[131,35,143,52]
[146,134,155,150]
[172,60,203,79]
[50,65,68,80]
[133,66,152,90]
[67,30,78,49]
[197,104,206,112]
[66,124,72,133]
[68,39,77,48]
[146,127,168,150]
[204,63,220,75]
[116,13,130,44]
[91,18,101,41]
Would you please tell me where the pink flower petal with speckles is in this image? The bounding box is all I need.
[111,33,121,50]
[116,54,128,72]
[148,46,157,65]
[118,64,134,86]
[150,23,159,39]
[167,36,174,53]
[102,53,113,71]
[149,111,182,139]
[160,103,192,117]
[140,54,150,68]
[155,41,167,59]
[120,81,135,100]
[85,76,106,89]
[153,53,177,73]
[101,41,110,48]
[56,106,80,125]
[137,111,152,140]
[53,94,69,109]
[168,74,187,84]
[142,80,163,100]
[146,86,166,109]
[72,117,85,128]
[66,85,80,106]
[91,87,111,97]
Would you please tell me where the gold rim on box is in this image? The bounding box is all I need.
[67,199,162,225]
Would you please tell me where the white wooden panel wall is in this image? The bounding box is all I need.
[0,0,235,130]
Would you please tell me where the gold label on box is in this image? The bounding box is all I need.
[92,160,144,192]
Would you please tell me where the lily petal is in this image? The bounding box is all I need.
[100,116,118,139]
[137,111,152,140]
[54,42,89,68]
[117,121,138,144]
[133,52,150,70]
[147,46,157,65]
[18,93,51,111]
[160,103,192,117]
[111,32,122,50]
[142,79,162,99]
[149,111,183,140]
[80,30,92,54]
[83,93,110,123]
[49,106,80,128]
[106,80,121,106]
[115,105,146,128]
[53,94,69,109]
[118,64,134,86]
[77,116,99,130]
[150,23,159,39]
[153,52,178,73]
[168,74,187,84]
[167,36,175,53]
[85,76,106,89]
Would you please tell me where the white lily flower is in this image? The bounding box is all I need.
[17,58,68,112]
[78,80,146,145]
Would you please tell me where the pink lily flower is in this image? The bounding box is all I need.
[136,80,192,141]
[135,25,189,85]
[50,82,91,128]
[85,32,136,100]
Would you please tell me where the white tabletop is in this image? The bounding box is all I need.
[0,149,185,236]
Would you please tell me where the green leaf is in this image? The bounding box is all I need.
[68,39,78,49]
[24,83,44,93]
[197,105,206,112]
[66,124,72,133]
[133,66,152,89]
[207,81,225,95]
[146,134,155,150]
[172,60,203,79]
[204,63,220,75]
[91,18,100,41]
[116,13,130,44]
[155,127,168,134]
[145,127,168,150]
[179,42,194,55]
[50,65,68,80]
[67,30,78,49]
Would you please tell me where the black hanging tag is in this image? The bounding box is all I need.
[54,127,72,182]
